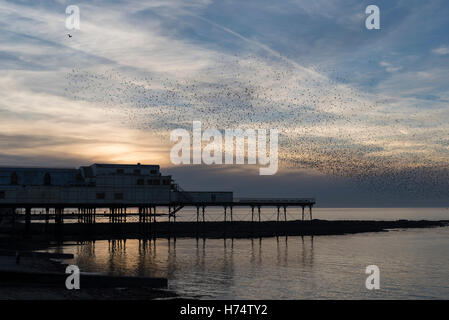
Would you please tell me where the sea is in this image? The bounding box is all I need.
[43,208,449,299]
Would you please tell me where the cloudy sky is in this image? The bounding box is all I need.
[1,0,449,206]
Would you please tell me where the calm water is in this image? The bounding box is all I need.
[46,208,449,299]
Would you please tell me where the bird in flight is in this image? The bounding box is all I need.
[67,34,72,38]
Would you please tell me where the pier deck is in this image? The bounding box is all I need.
[0,198,316,233]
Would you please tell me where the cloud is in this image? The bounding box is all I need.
[379,61,402,73]
[432,46,449,55]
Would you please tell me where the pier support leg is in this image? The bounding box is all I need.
[146,207,149,223]
[224,206,227,222]
[25,207,31,233]
[54,208,58,224]
[258,206,261,222]
[230,206,233,223]
[11,208,16,227]
[284,206,287,222]
[302,206,305,221]
[153,206,156,223]
[277,206,280,222]
[55,207,63,225]
[202,206,205,223]
[196,206,200,223]
[309,205,313,221]
[45,207,49,224]
[251,206,254,222]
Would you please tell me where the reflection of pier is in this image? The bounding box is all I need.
[60,236,316,295]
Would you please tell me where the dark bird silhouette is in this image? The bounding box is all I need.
[67,33,72,38]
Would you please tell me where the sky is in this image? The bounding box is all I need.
[1,0,449,206]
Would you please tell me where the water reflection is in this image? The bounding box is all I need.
[301,235,314,268]
[54,228,449,299]
[64,235,316,297]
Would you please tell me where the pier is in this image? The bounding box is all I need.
[0,163,316,235]
[0,197,316,230]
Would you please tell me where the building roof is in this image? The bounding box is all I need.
[93,163,159,168]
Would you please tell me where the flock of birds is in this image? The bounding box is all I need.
[65,53,449,199]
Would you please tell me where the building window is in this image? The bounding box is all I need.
[96,193,105,200]
[163,179,170,185]
[44,172,51,185]
[137,179,144,185]
[10,172,18,185]
[116,169,124,174]
[147,179,153,185]
[0,191,5,199]
[134,169,141,175]
[114,193,123,200]
[153,179,160,185]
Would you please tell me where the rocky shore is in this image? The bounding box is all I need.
[5,219,448,241]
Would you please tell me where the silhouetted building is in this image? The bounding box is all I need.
[0,163,233,206]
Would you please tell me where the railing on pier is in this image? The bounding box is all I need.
[234,198,316,205]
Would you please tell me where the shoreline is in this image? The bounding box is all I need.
[3,219,447,241]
